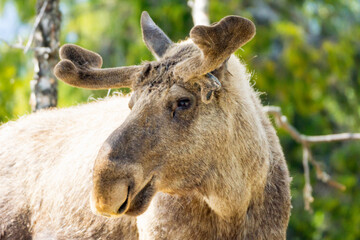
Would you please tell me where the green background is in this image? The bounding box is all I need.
[0,0,359,239]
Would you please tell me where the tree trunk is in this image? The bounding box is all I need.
[30,0,61,111]
[188,0,210,26]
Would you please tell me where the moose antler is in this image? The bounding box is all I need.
[174,16,255,80]
[54,44,142,89]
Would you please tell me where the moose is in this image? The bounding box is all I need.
[0,12,291,239]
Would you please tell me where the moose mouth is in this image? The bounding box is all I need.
[118,177,156,216]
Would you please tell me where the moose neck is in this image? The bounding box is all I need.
[199,120,270,222]
[199,56,271,222]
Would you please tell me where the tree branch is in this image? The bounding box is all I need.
[0,38,52,54]
[264,105,356,210]
[264,106,360,144]
[24,0,48,53]
[0,38,26,50]
[302,146,314,212]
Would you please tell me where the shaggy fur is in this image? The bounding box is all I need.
[0,97,138,239]
[0,11,291,239]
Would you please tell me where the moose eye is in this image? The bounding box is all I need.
[176,98,191,110]
[171,98,193,119]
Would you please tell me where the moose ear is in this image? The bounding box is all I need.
[174,16,255,80]
[141,11,173,59]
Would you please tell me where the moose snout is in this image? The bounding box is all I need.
[91,125,147,217]
[90,179,130,217]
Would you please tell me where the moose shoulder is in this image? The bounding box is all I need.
[0,12,291,240]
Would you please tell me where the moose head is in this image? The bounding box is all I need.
[54,11,261,219]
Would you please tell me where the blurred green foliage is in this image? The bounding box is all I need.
[0,0,359,239]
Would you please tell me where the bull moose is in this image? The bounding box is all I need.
[0,12,291,239]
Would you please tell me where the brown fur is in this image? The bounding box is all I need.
[0,12,291,239]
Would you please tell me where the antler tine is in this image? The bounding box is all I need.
[54,44,142,89]
[174,16,255,80]
[59,44,103,69]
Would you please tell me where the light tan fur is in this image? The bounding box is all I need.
[0,12,291,240]
[0,97,138,239]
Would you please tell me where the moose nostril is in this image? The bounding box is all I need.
[117,186,130,214]
[117,196,128,214]
[91,180,131,216]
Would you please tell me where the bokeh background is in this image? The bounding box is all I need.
[0,0,359,239]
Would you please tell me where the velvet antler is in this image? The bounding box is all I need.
[54,44,142,89]
[174,16,256,80]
